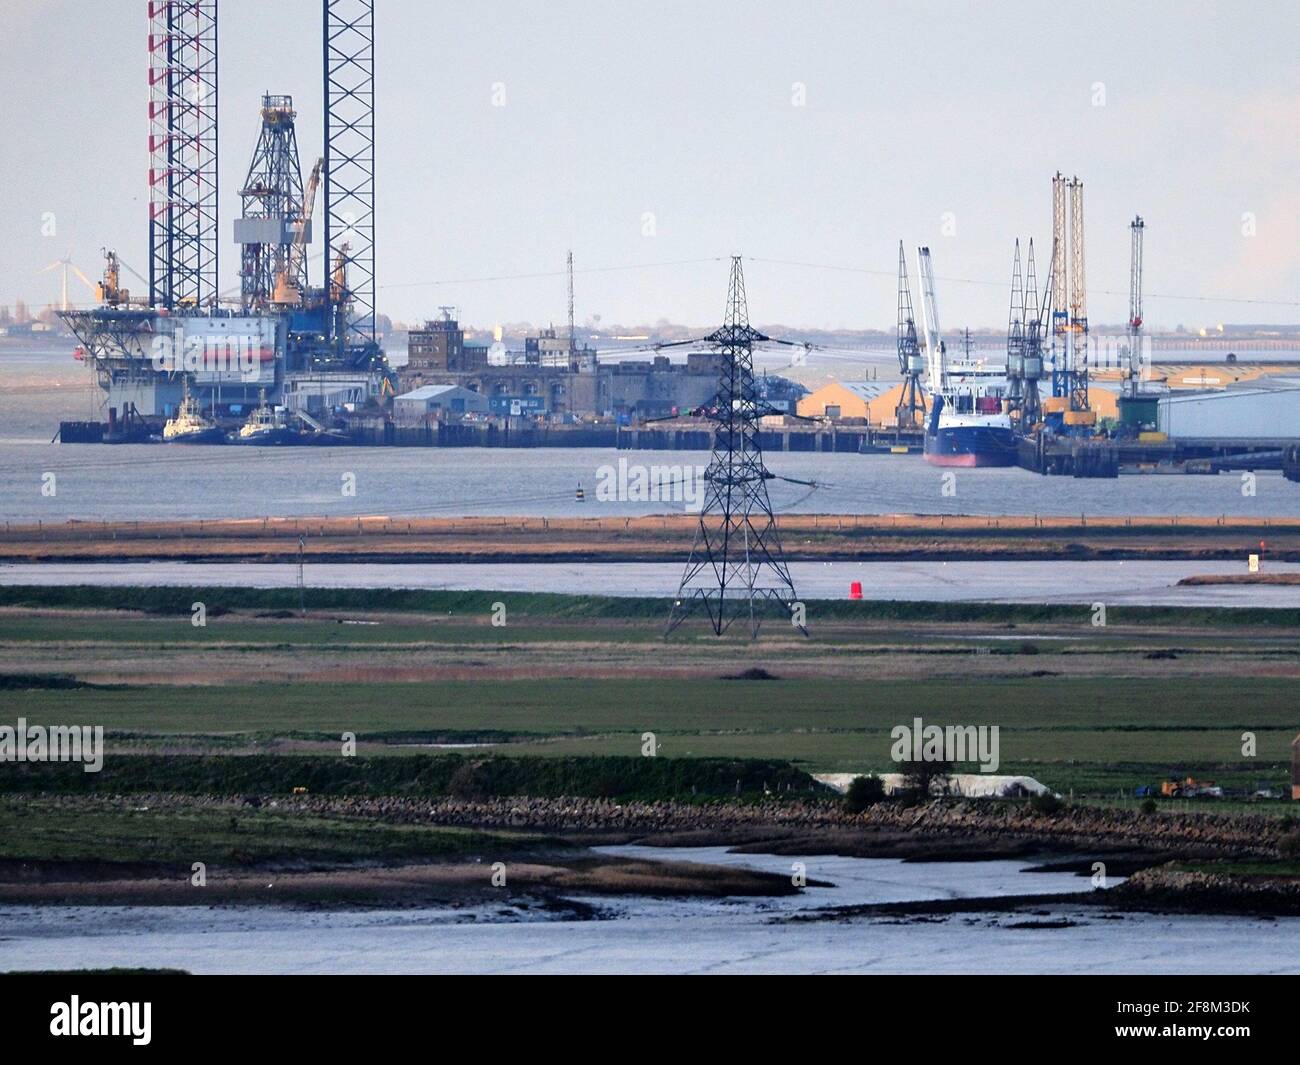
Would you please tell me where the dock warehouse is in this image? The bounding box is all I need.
[1158,386,1300,439]
[393,384,490,422]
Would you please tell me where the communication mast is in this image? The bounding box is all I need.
[895,241,926,429]
[567,250,576,355]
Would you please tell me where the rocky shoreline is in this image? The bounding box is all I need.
[1111,864,1300,916]
[278,792,1289,862]
[20,790,1293,859]
[8,793,1297,915]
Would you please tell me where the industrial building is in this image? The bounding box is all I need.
[1156,386,1300,440]
[397,304,730,420]
[410,355,724,420]
[797,381,894,422]
[393,384,490,422]
[405,311,491,376]
[396,299,741,420]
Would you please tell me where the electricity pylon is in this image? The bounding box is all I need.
[665,256,805,639]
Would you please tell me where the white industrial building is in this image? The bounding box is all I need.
[392,384,489,422]
[1158,386,1300,439]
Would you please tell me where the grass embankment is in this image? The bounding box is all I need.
[0,796,803,905]
[4,584,1300,627]
[0,797,528,867]
[0,754,819,803]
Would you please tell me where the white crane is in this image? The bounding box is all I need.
[916,246,946,396]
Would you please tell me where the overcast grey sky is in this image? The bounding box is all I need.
[3,0,1298,330]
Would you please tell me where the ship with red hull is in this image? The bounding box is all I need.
[924,396,1018,467]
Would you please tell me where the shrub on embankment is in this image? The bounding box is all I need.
[0,753,825,803]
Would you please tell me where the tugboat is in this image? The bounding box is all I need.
[236,390,296,445]
[163,380,224,444]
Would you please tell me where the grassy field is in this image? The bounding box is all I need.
[0,797,538,867]
[5,584,1300,627]
[4,671,1295,797]
[1,588,1297,801]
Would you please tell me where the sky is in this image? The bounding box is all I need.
[2,0,1299,332]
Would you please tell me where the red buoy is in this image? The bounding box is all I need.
[849,581,863,600]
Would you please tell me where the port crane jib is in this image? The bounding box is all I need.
[915,246,946,398]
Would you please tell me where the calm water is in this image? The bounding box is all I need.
[2,847,1295,975]
[1,444,1298,523]
[4,559,1298,607]
[4,343,1298,523]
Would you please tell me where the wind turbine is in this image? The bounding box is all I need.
[37,246,97,312]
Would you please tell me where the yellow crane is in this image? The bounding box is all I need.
[95,249,126,307]
[330,240,351,308]
[271,157,323,307]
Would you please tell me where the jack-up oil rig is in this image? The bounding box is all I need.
[61,1,389,437]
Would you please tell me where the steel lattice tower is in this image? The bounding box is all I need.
[147,0,219,310]
[895,241,926,429]
[237,95,308,309]
[1049,172,1089,412]
[324,0,376,346]
[1005,239,1026,418]
[666,257,805,639]
[1020,239,1045,426]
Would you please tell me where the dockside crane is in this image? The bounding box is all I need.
[916,246,946,400]
[1005,240,1026,422]
[895,241,927,430]
[1019,239,1047,427]
[1049,172,1091,423]
[1127,215,1145,398]
[272,158,323,307]
[1069,176,1090,413]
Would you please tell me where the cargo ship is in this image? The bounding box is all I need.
[924,393,1018,467]
[915,247,1017,467]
